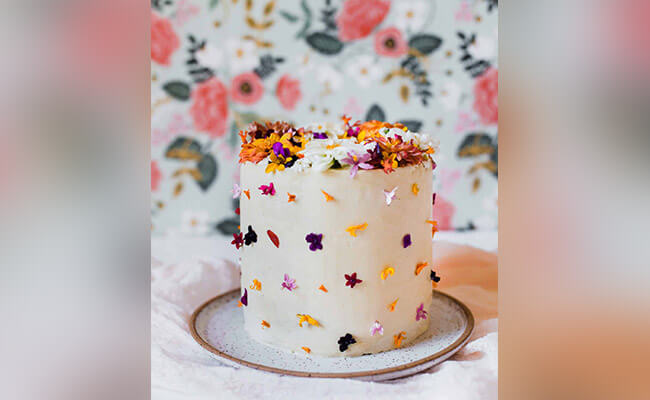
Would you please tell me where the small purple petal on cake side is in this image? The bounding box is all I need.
[402,234,412,248]
[305,233,323,251]
[430,270,441,288]
[313,132,328,139]
[259,182,276,196]
[231,232,244,249]
[244,226,257,245]
[384,186,398,205]
[432,193,436,206]
[370,321,384,336]
[240,288,248,306]
[344,272,363,288]
[416,303,428,321]
[232,183,241,199]
[281,273,297,291]
[338,333,356,352]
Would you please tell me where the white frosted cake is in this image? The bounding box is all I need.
[232,119,441,357]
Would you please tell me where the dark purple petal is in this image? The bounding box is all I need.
[313,132,328,139]
[402,234,412,248]
[240,288,248,306]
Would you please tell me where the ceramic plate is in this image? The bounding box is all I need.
[189,289,474,381]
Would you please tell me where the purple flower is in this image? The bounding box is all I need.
[313,132,328,139]
[305,233,323,251]
[272,142,289,158]
[347,126,360,137]
[341,151,374,178]
[240,288,248,306]
[344,272,362,288]
[281,273,297,291]
[402,234,412,248]
[416,303,428,321]
[259,182,276,196]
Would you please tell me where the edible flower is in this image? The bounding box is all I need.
[232,183,242,198]
[321,190,335,202]
[430,270,441,288]
[231,232,244,249]
[244,225,257,245]
[267,230,280,248]
[240,288,248,306]
[313,132,328,139]
[414,262,428,276]
[259,182,276,196]
[344,272,362,288]
[393,331,406,348]
[432,193,436,205]
[384,186,398,205]
[388,298,399,312]
[301,347,311,353]
[318,284,328,292]
[411,183,419,195]
[281,273,297,291]
[296,314,320,327]
[338,333,356,352]
[380,266,395,280]
[402,234,412,248]
[416,303,428,321]
[305,233,323,251]
[287,192,296,202]
[243,189,250,199]
[249,279,261,291]
[272,142,289,158]
[261,320,270,328]
[341,151,373,178]
[345,223,368,237]
[426,220,439,238]
[370,321,384,336]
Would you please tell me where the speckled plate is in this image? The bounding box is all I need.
[189,289,474,381]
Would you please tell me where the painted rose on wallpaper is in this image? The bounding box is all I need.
[151,161,162,192]
[473,68,498,125]
[190,78,229,138]
[433,195,456,231]
[276,75,302,110]
[151,12,180,66]
[374,27,408,58]
[229,72,264,105]
[337,0,390,42]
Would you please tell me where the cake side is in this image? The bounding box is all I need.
[238,160,434,356]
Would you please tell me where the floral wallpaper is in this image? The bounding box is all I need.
[151,0,498,236]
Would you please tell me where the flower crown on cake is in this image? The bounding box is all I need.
[239,116,438,176]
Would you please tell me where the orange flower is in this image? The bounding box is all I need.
[388,298,399,312]
[301,346,311,353]
[287,193,296,202]
[426,220,438,237]
[321,190,335,202]
[261,320,270,328]
[414,262,428,276]
[243,189,250,199]
[393,331,406,348]
[318,285,328,293]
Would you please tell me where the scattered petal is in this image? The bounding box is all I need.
[321,190,335,202]
[318,284,328,293]
[430,270,441,288]
[296,314,320,327]
[388,298,399,312]
[432,193,436,205]
[287,192,296,202]
[414,262,428,276]
[301,346,311,353]
[231,232,244,249]
[243,189,250,199]
[240,288,248,306]
[402,234,412,248]
[393,331,406,348]
[411,183,419,195]
[380,266,395,280]
[267,230,280,248]
[249,279,261,291]
[384,186,398,205]
[259,182,276,196]
[235,207,240,215]
[345,222,368,237]
[370,321,384,336]
[426,220,439,238]
[261,320,270,328]
[416,303,428,321]
[305,233,323,251]
[344,272,363,288]
[232,183,242,198]
[237,301,243,307]
[244,225,257,245]
[338,333,356,352]
[281,273,297,291]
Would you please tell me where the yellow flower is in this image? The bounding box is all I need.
[265,162,285,174]
[411,183,419,195]
[380,266,395,280]
[249,279,262,291]
[345,222,368,237]
[296,314,320,327]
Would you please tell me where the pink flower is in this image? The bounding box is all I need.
[190,78,229,138]
[337,0,390,42]
[433,195,456,230]
[151,12,180,66]
[151,161,162,192]
[275,75,302,110]
[370,321,384,336]
[259,182,275,196]
[230,72,264,105]
[374,27,408,58]
[282,274,297,291]
[473,68,498,125]
[416,303,428,321]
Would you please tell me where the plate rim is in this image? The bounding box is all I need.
[188,289,475,379]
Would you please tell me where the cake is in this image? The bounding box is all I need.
[232,118,440,357]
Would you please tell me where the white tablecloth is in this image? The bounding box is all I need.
[152,231,498,400]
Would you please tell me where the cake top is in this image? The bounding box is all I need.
[239,117,438,176]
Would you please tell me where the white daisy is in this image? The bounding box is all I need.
[395,1,430,32]
[345,55,383,88]
[225,38,258,73]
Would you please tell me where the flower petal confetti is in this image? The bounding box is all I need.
[321,190,335,202]
[281,273,297,291]
[296,314,320,327]
[305,233,323,251]
[261,320,270,328]
[402,234,412,248]
[244,225,257,246]
[345,223,368,237]
[231,232,244,249]
[370,321,384,336]
[249,279,261,291]
[344,272,363,288]
[267,230,280,248]
[240,288,248,306]
[416,303,428,321]
[393,331,406,348]
[411,183,419,195]
[287,192,296,202]
[338,333,356,352]
[430,270,441,288]
[388,298,399,312]
[243,189,250,199]
[319,284,328,293]
[414,262,428,276]
[341,151,373,178]
[380,266,395,280]
[301,346,312,353]
[232,183,242,199]
[259,182,276,196]
[426,220,439,238]
[384,186,398,205]
[432,193,437,205]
